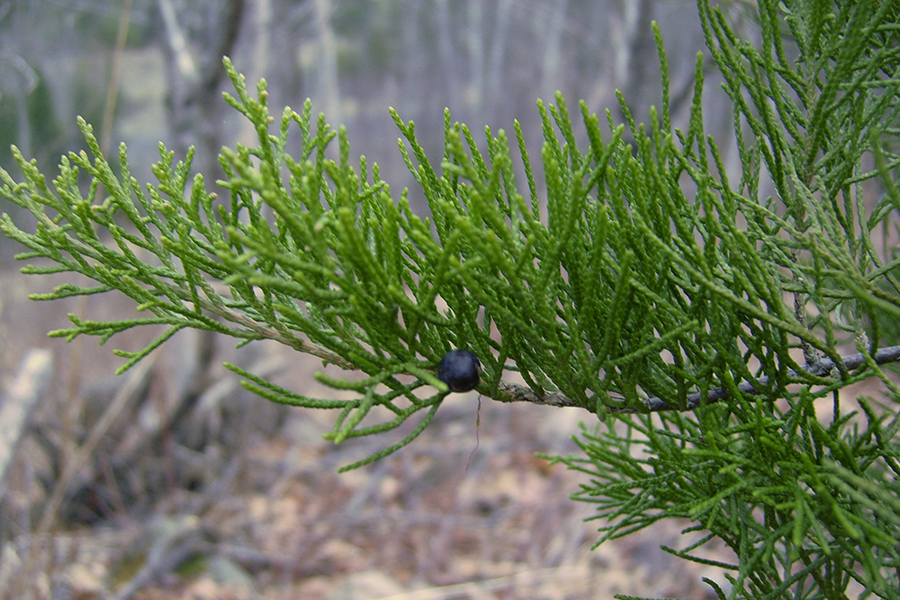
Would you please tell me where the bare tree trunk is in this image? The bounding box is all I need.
[157,0,245,182]
[485,0,515,113]
[435,0,460,111]
[399,0,425,126]
[465,0,485,112]
[612,0,657,127]
[538,0,569,99]
[314,0,342,128]
[155,0,247,438]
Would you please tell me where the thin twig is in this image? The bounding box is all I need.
[489,345,900,413]
[99,0,132,156]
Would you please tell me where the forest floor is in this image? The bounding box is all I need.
[0,268,726,600]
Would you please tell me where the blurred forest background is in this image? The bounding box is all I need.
[0,1,747,599]
[0,0,737,265]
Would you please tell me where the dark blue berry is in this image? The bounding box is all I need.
[437,350,481,393]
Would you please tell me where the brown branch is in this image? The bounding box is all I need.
[488,345,900,414]
[492,380,581,408]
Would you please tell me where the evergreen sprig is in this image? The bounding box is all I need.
[551,1,900,598]
[1,0,899,596]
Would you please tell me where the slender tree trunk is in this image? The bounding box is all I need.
[539,0,569,98]
[465,0,485,113]
[314,0,342,128]
[435,0,460,111]
[485,0,515,114]
[613,0,657,127]
[155,0,247,417]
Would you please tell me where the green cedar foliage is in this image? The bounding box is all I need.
[555,2,900,599]
[0,0,899,597]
